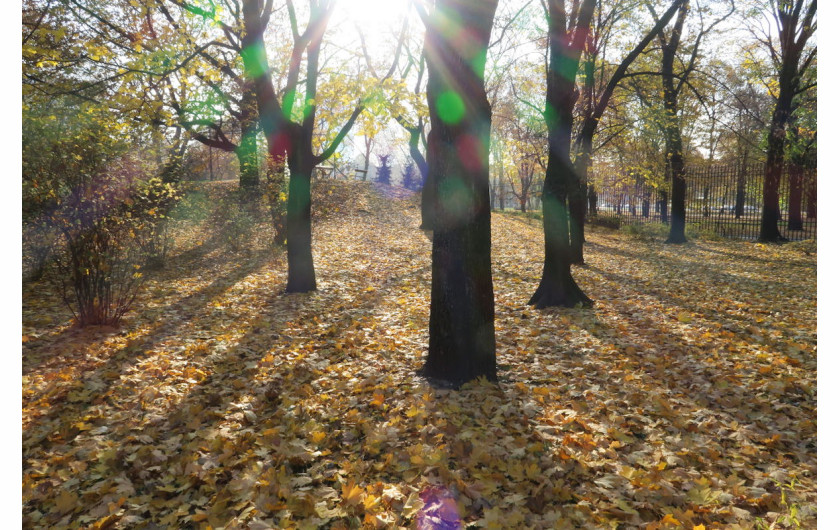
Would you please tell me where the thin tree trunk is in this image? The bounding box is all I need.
[735,159,747,219]
[658,190,668,223]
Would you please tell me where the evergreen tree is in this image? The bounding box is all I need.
[402,161,420,190]
[375,154,392,185]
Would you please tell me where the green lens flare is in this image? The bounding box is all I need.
[436,91,466,125]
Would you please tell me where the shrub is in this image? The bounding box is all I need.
[24,100,178,326]
[51,155,171,326]
[588,215,622,230]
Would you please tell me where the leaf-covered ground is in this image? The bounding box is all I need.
[22,181,816,529]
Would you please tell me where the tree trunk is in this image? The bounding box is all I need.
[286,132,317,292]
[361,136,373,182]
[422,0,498,387]
[759,108,789,241]
[404,127,432,229]
[529,0,595,309]
[662,76,687,240]
[588,185,597,216]
[806,170,816,219]
[666,153,687,243]
[658,190,668,223]
[237,88,261,190]
[787,164,804,231]
[735,160,747,219]
[569,178,587,264]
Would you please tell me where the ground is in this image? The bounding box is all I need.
[22,180,816,529]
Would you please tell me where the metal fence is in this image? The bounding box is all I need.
[592,163,817,241]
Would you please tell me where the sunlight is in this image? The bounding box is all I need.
[334,0,410,51]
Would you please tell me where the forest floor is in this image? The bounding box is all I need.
[22,180,817,529]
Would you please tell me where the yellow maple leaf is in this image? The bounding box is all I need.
[661,513,680,525]
[342,482,365,505]
[371,393,385,407]
[311,431,327,443]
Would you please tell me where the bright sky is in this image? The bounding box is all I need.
[333,0,413,52]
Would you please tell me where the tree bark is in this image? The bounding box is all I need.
[760,94,791,241]
[422,0,498,387]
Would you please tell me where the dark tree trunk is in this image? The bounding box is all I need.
[658,190,668,223]
[529,0,595,309]
[569,120,592,265]
[660,0,689,244]
[422,0,498,387]
[787,164,804,231]
[642,198,650,218]
[760,111,789,241]
[285,129,317,292]
[735,161,747,219]
[588,185,597,216]
[568,181,586,263]
[666,156,687,243]
[806,171,816,219]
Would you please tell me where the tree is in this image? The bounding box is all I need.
[528,0,596,309]
[643,0,734,243]
[241,0,404,292]
[569,0,684,259]
[389,44,431,226]
[402,159,421,190]
[375,154,392,185]
[751,0,816,242]
[419,0,498,387]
